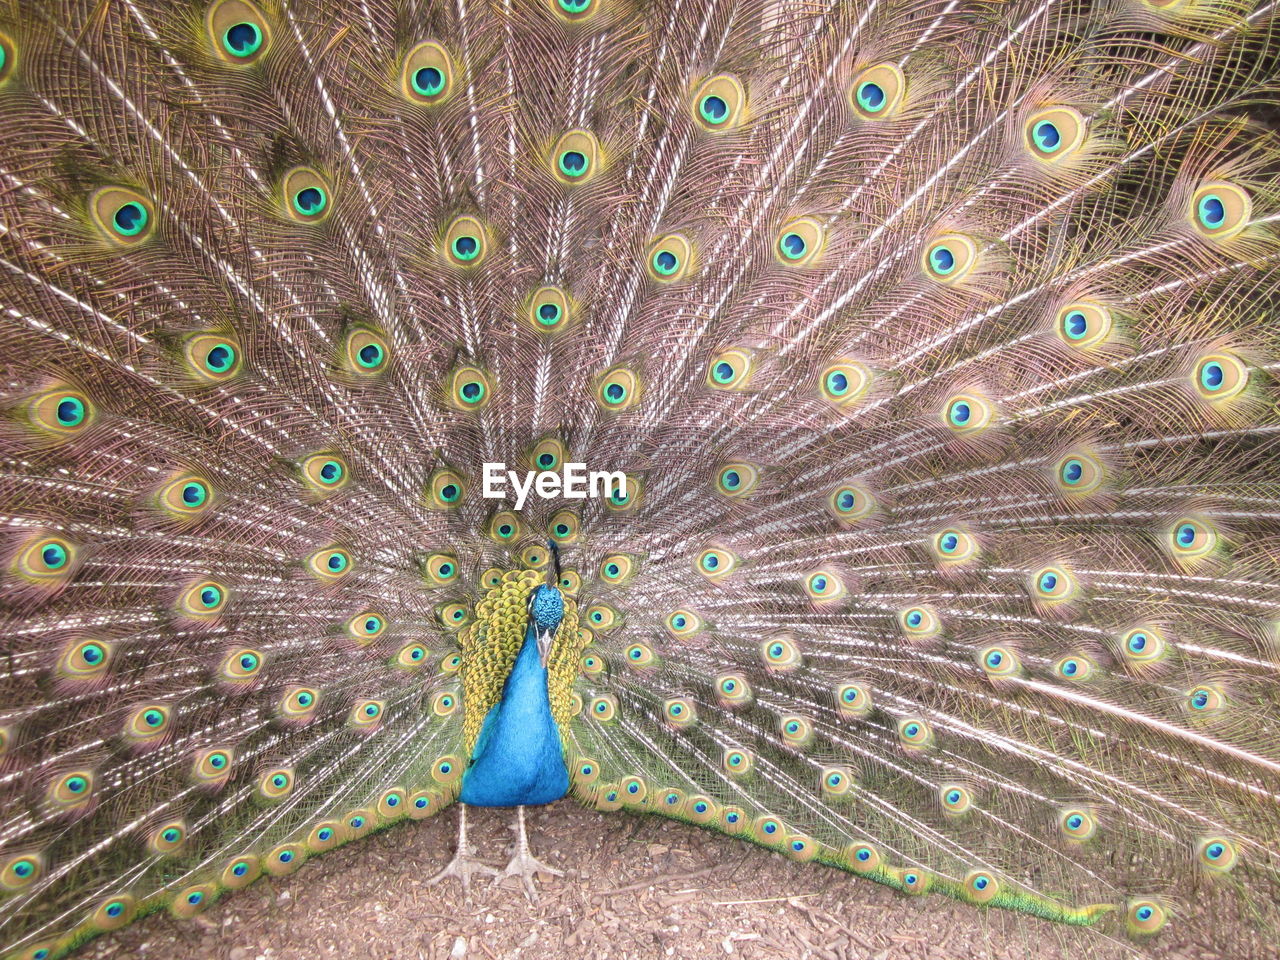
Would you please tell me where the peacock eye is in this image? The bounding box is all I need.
[776,218,825,266]
[819,361,871,407]
[645,234,693,281]
[0,32,14,86]
[596,367,640,411]
[445,216,487,266]
[1024,107,1084,162]
[292,186,326,217]
[413,67,445,97]
[706,347,754,389]
[849,63,904,119]
[448,366,493,410]
[715,462,759,497]
[1190,182,1250,240]
[281,168,332,223]
[922,234,977,283]
[554,0,594,19]
[208,0,273,65]
[402,41,454,103]
[90,187,156,245]
[692,74,745,131]
[1191,352,1247,403]
[857,81,885,112]
[1054,301,1112,349]
[979,645,1019,677]
[941,392,994,435]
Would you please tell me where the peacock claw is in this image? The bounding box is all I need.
[427,849,500,895]
[428,803,499,896]
[496,805,564,901]
[496,849,563,902]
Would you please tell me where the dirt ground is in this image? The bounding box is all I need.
[81,801,1251,960]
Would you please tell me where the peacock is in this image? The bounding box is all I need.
[1,0,1279,956]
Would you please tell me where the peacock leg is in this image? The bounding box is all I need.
[496,805,564,901]
[426,803,499,894]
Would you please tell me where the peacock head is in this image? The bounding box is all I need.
[528,584,564,667]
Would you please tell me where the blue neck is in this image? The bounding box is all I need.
[458,623,569,807]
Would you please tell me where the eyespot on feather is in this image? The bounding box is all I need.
[527,286,572,333]
[802,570,845,604]
[123,703,171,744]
[13,534,78,586]
[931,527,979,566]
[598,553,636,584]
[695,546,738,580]
[849,63,905,119]
[488,510,522,543]
[347,611,386,644]
[898,605,941,640]
[220,647,264,682]
[177,580,228,618]
[818,361,871,408]
[1053,450,1105,496]
[1024,107,1085,162]
[426,467,466,509]
[281,168,332,224]
[299,453,349,497]
[191,747,233,785]
[692,75,746,131]
[89,187,155,246]
[444,215,487,266]
[835,681,873,718]
[604,474,642,512]
[0,32,17,86]
[548,509,580,544]
[1054,301,1113,349]
[922,234,977,283]
[827,484,876,524]
[258,767,294,800]
[551,130,602,184]
[761,635,803,672]
[706,348,755,389]
[665,609,702,637]
[1190,182,1250,241]
[941,392,994,435]
[448,365,493,411]
[776,217,826,267]
[28,386,95,437]
[1029,565,1077,605]
[401,41,454,105]
[715,462,759,497]
[1059,807,1098,841]
[343,328,390,377]
[207,0,271,65]
[595,366,641,412]
[92,894,137,931]
[58,638,113,682]
[646,234,694,282]
[548,0,599,22]
[184,333,242,382]
[1191,352,1248,404]
[421,552,459,587]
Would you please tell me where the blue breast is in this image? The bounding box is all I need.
[458,622,570,807]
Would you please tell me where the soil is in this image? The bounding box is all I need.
[80,801,1250,960]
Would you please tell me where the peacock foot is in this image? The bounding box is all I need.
[495,805,564,901]
[427,849,500,894]
[427,803,499,895]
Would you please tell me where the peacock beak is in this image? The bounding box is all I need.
[536,626,554,668]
